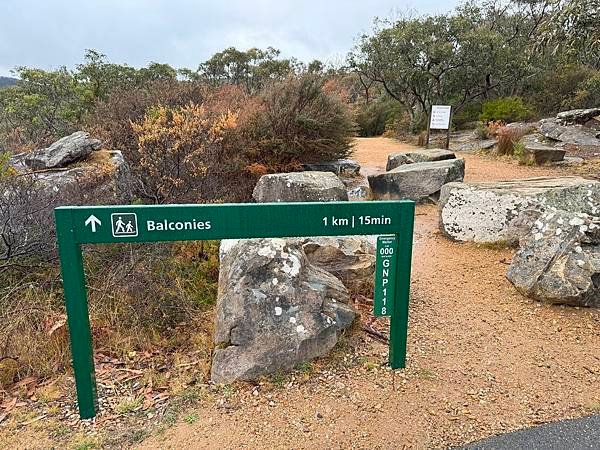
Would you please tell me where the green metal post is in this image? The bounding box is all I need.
[389,202,415,369]
[55,209,98,419]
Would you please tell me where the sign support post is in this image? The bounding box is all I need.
[55,201,415,419]
[389,208,414,367]
[55,209,97,419]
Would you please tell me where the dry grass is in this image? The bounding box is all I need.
[496,126,529,156]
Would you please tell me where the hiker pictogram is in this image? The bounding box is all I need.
[111,213,138,237]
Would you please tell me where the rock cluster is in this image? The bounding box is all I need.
[213,171,377,383]
[8,131,132,202]
[439,175,600,307]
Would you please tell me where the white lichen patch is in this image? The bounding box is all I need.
[296,325,306,333]
[281,254,302,277]
[274,306,282,316]
[289,317,297,324]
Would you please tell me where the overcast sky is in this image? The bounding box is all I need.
[0,0,459,77]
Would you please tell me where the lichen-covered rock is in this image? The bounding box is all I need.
[22,131,102,170]
[385,149,456,171]
[303,159,361,176]
[439,177,600,244]
[368,159,465,202]
[211,238,357,384]
[252,172,349,202]
[507,208,600,307]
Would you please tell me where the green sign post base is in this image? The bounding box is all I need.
[55,201,415,419]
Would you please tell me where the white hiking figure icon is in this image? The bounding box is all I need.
[125,221,134,233]
[115,216,126,234]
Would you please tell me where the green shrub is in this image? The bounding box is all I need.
[568,72,600,109]
[453,102,483,129]
[474,124,490,139]
[354,98,403,136]
[480,97,533,123]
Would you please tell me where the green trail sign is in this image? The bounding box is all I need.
[55,201,415,419]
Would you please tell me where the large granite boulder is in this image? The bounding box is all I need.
[507,208,600,307]
[252,172,348,202]
[211,238,357,383]
[303,159,361,176]
[368,158,465,202]
[386,149,455,171]
[439,177,600,244]
[21,131,102,170]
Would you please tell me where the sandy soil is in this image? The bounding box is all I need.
[138,138,600,449]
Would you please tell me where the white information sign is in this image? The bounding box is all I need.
[429,105,452,130]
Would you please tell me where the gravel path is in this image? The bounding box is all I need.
[138,138,600,449]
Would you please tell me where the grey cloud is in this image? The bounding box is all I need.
[0,0,458,76]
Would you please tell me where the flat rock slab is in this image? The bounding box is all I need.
[523,143,566,164]
[539,119,600,148]
[303,159,361,176]
[556,108,600,124]
[369,159,465,202]
[252,171,348,202]
[454,139,497,152]
[22,131,102,170]
[439,177,600,243]
[386,149,455,171]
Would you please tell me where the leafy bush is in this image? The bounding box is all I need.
[87,80,208,153]
[130,103,240,203]
[480,97,533,123]
[524,65,596,115]
[568,72,600,109]
[474,124,490,139]
[354,98,403,137]
[252,74,355,165]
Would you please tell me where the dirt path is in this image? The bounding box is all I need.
[139,138,599,449]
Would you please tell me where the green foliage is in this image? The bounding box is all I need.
[474,123,490,139]
[0,50,179,151]
[569,72,600,109]
[197,47,298,93]
[524,65,598,115]
[354,98,403,136]
[254,74,355,164]
[480,97,532,123]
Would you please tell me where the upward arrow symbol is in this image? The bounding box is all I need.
[85,215,102,233]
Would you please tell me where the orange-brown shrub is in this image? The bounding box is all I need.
[93,75,356,203]
[496,126,529,155]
